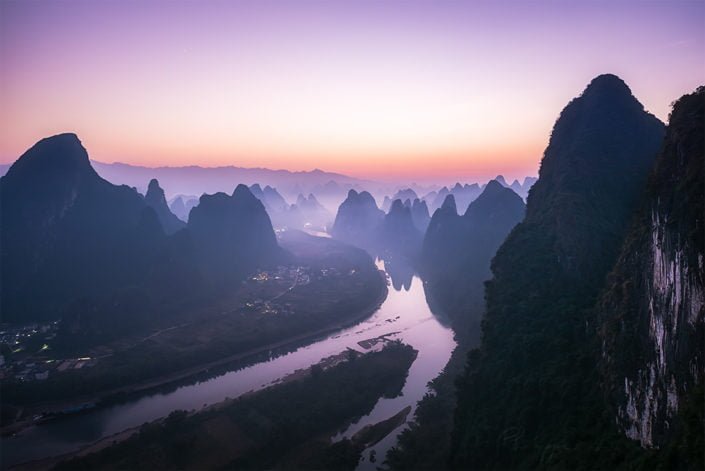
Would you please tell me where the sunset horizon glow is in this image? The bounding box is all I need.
[1,0,703,183]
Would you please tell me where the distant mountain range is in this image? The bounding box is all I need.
[0,133,281,329]
[450,74,672,468]
[87,161,369,199]
[391,76,703,471]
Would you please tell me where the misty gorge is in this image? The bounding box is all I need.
[1,2,703,471]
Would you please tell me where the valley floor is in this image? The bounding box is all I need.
[47,342,418,471]
[1,235,388,437]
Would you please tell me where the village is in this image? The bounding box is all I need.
[240,264,347,317]
[0,264,353,385]
[0,321,99,383]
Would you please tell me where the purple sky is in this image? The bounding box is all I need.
[1,0,703,183]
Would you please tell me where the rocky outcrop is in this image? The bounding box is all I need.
[599,87,704,450]
[188,184,281,281]
[331,189,384,249]
[145,178,186,234]
[450,74,665,469]
[0,133,167,322]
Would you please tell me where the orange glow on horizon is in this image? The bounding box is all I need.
[2,1,702,183]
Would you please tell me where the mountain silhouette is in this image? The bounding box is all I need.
[598,86,704,459]
[145,178,186,234]
[331,189,384,249]
[450,74,665,468]
[188,184,282,282]
[1,133,168,322]
[379,199,423,259]
[421,181,525,332]
[410,198,431,233]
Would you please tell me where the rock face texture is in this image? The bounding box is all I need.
[450,74,665,468]
[599,87,704,450]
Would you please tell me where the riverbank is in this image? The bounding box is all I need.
[53,343,418,470]
[9,345,394,471]
[1,270,388,439]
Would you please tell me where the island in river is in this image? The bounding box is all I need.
[1,231,388,431]
[54,342,417,471]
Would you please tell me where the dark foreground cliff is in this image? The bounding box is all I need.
[598,87,704,466]
[449,74,666,469]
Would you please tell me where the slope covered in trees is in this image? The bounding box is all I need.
[450,74,665,468]
[598,87,704,468]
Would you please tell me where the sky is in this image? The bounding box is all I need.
[1,0,703,184]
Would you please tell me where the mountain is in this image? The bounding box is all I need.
[248,184,288,213]
[451,183,482,213]
[249,184,333,230]
[522,176,538,188]
[262,185,288,212]
[169,195,199,222]
[509,179,522,194]
[295,193,333,229]
[1,133,287,336]
[0,133,169,323]
[424,183,483,214]
[169,196,187,222]
[144,179,186,234]
[382,195,393,212]
[90,161,367,200]
[421,195,465,294]
[410,198,431,233]
[493,175,508,187]
[379,199,423,259]
[331,189,384,250]
[450,74,665,468]
[598,87,704,463]
[390,188,419,204]
[187,185,282,282]
[428,186,450,212]
[421,181,525,332]
[493,175,537,200]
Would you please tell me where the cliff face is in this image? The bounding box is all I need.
[599,87,704,451]
[450,75,665,469]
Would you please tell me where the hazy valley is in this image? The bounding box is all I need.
[1,2,703,470]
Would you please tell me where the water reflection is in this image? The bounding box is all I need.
[4,261,456,468]
[382,254,415,291]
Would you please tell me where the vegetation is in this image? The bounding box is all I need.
[386,343,471,470]
[449,75,667,469]
[1,234,386,406]
[56,342,417,471]
[597,86,704,468]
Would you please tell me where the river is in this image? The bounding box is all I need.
[4,259,457,468]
